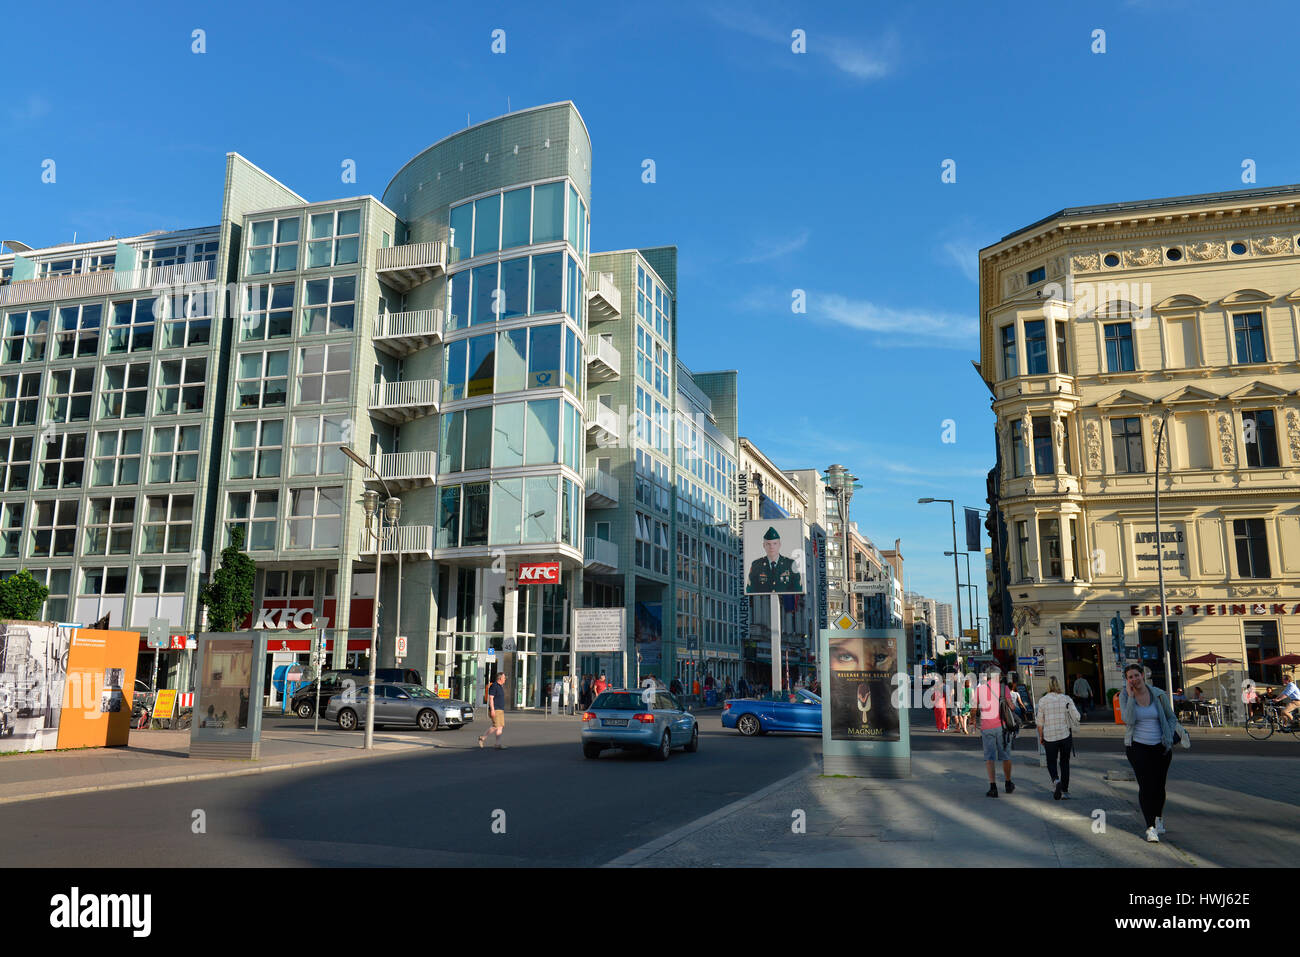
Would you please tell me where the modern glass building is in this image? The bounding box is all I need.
[0,101,746,707]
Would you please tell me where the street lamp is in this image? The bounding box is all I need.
[344,446,402,751]
[825,465,861,616]
[945,549,976,648]
[918,498,964,648]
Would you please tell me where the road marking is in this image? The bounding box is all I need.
[603,760,818,867]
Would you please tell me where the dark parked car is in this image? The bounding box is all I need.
[291,668,424,718]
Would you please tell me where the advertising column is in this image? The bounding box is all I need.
[743,519,807,692]
[189,632,268,759]
[820,626,910,777]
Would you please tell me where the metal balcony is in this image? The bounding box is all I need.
[584,536,618,574]
[586,272,621,324]
[360,524,435,560]
[369,378,440,424]
[374,308,443,356]
[367,451,437,490]
[584,400,620,447]
[375,241,446,292]
[583,467,619,508]
[585,334,621,382]
[0,260,217,307]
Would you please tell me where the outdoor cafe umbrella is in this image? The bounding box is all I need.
[1183,652,1242,702]
[1259,654,1300,667]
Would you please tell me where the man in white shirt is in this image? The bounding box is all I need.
[1272,673,1299,726]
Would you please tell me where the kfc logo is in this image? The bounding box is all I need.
[252,607,327,629]
[517,562,560,584]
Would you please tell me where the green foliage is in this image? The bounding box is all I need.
[0,569,50,621]
[200,527,256,632]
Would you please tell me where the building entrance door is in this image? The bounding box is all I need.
[1062,638,1103,717]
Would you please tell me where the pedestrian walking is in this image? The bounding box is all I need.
[670,676,683,696]
[955,677,973,734]
[1072,673,1093,720]
[1035,676,1080,800]
[934,678,949,731]
[478,672,508,750]
[592,672,609,697]
[1119,663,1188,842]
[975,667,1015,797]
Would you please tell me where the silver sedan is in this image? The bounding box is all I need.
[326,682,475,732]
[581,688,699,760]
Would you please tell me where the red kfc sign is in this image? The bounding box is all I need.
[517,562,561,584]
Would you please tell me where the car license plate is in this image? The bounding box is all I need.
[445,709,460,718]
[602,718,628,727]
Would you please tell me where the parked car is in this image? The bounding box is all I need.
[325,682,473,732]
[581,688,699,760]
[722,689,822,736]
[290,668,423,718]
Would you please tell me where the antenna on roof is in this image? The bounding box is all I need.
[467,112,470,128]
[507,96,511,113]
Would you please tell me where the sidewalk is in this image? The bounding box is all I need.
[609,741,1300,868]
[0,724,440,805]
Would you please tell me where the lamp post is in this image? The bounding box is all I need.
[825,466,861,618]
[945,549,976,648]
[919,498,964,648]
[1154,406,1174,694]
[343,446,401,750]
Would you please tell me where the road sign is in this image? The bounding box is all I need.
[146,618,170,649]
[833,613,857,630]
[1017,656,1036,666]
[396,635,408,658]
[502,636,517,652]
[486,649,497,663]
[851,582,888,595]
[963,629,979,639]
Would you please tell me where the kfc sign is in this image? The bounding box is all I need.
[517,562,561,585]
[252,607,328,629]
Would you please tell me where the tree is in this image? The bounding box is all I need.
[200,526,256,632]
[0,569,50,621]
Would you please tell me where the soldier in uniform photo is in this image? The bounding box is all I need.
[747,526,803,593]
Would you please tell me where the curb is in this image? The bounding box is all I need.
[603,760,819,867]
[0,743,433,806]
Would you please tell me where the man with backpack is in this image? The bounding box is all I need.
[975,666,1018,797]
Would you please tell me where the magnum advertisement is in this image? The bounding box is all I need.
[827,634,900,741]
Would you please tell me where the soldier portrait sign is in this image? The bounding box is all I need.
[743,519,807,595]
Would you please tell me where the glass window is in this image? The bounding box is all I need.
[106,299,156,354]
[1054,320,1068,373]
[1242,410,1280,468]
[246,216,299,274]
[55,304,101,358]
[1032,416,1054,475]
[532,182,564,243]
[230,418,283,479]
[31,500,78,557]
[142,494,194,554]
[287,486,343,549]
[1103,322,1134,372]
[531,253,563,315]
[1110,417,1144,473]
[449,203,473,264]
[291,414,347,475]
[1024,320,1048,375]
[1016,520,1029,581]
[84,496,136,556]
[236,350,289,409]
[528,324,562,389]
[438,485,461,547]
[1245,621,1281,685]
[155,357,207,414]
[1000,326,1017,377]
[148,425,201,483]
[525,399,559,465]
[501,188,531,249]
[466,333,495,396]
[39,432,87,489]
[307,209,361,268]
[227,490,278,550]
[463,406,492,470]
[242,282,294,342]
[100,362,149,419]
[497,328,527,392]
[0,502,23,558]
[499,257,528,320]
[160,288,214,349]
[471,263,498,325]
[562,401,576,469]
[0,436,32,491]
[47,367,94,423]
[297,344,352,404]
[567,184,580,250]
[493,402,524,467]
[473,194,500,256]
[1038,518,1062,578]
[491,478,523,545]
[91,429,142,486]
[1233,313,1266,364]
[0,372,40,427]
[523,475,558,543]
[462,482,489,547]
[303,275,357,334]
[443,339,467,402]
[447,269,470,332]
[441,411,464,473]
[1233,518,1271,579]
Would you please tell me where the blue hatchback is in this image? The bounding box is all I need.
[721,689,822,736]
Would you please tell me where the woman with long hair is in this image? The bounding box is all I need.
[1035,675,1080,799]
[1119,663,1184,843]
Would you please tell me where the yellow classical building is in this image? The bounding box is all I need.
[979,185,1300,711]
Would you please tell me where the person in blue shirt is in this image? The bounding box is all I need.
[1272,673,1299,726]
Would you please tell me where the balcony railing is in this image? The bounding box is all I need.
[583,467,619,508]
[585,400,620,447]
[374,308,443,356]
[584,536,618,573]
[585,334,621,382]
[369,378,440,424]
[375,241,446,291]
[369,451,437,490]
[360,524,435,559]
[0,260,217,307]
[586,272,621,324]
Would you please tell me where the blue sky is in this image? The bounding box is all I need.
[2,0,1296,632]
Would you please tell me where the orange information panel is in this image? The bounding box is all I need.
[56,628,140,749]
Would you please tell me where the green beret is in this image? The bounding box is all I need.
[763,526,781,541]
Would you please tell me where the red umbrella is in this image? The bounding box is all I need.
[1259,654,1300,666]
[1184,653,1242,665]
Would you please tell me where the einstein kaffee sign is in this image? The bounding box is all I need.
[1129,601,1300,617]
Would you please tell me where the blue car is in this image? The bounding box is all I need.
[721,689,822,736]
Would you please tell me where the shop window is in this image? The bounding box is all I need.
[1245,621,1281,685]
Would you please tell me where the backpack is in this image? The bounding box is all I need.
[998,687,1021,733]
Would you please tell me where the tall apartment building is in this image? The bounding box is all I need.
[979,184,1300,701]
[934,601,954,638]
[0,101,744,707]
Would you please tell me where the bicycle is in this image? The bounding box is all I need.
[1244,699,1300,740]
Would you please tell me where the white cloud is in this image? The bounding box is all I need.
[824,32,898,80]
[739,228,809,264]
[941,239,979,283]
[706,6,897,81]
[9,94,50,123]
[815,292,977,348]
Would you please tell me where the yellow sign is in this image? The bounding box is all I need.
[153,689,178,720]
[963,629,979,639]
[834,613,857,630]
[437,689,451,699]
